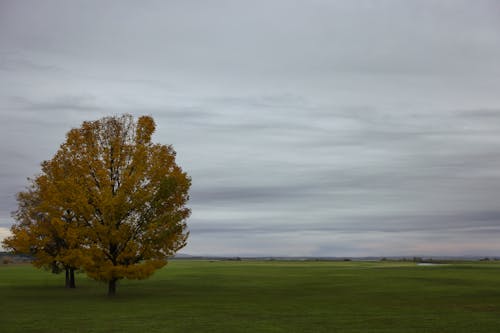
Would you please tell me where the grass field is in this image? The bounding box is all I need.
[1,260,500,332]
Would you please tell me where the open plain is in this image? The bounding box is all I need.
[1,260,500,332]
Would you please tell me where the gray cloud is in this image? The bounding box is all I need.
[9,95,101,112]
[1,0,500,256]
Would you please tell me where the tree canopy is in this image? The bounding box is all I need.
[3,115,191,295]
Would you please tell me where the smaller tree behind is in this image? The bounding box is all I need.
[4,174,83,288]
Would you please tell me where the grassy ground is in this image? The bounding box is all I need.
[1,260,500,332]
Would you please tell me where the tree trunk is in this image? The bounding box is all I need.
[108,278,117,296]
[65,268,70,288]
[69,267,76,288]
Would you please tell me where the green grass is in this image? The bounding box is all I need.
[1,260,500,332]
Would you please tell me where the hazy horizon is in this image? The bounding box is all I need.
[2,0,500,257]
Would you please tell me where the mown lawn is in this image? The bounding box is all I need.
[1,260,500,332]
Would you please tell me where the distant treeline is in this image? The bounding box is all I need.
[170,255,500,262]
[1,252,33,264]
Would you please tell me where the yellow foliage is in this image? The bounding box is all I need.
[2,115,190,292]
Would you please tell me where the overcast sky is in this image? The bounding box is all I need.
[1,0,500,256]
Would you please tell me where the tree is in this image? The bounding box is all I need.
[3,115,191,295]
[4,174,83,288]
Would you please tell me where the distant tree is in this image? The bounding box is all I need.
[3,115,191,295]
[4,170,84,288]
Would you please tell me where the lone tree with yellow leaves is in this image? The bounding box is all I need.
[3,115,191,295]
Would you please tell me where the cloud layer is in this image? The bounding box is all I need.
[1,0,500,256]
